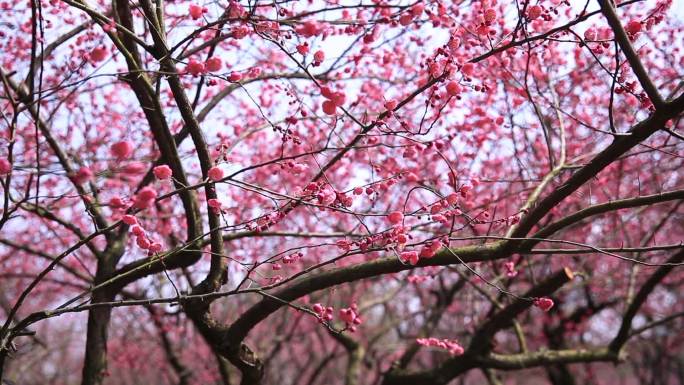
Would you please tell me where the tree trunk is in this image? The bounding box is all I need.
[80,288,114,385]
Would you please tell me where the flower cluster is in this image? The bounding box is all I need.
[416,338,464,356]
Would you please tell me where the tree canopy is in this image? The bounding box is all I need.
[1,0,683,384]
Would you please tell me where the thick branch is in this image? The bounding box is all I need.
[478,347,617,370]
[528,188,684,245]
[609,248,684,352]
[510,92,684,240]
[598,0,664,107]
[224,243,500,345]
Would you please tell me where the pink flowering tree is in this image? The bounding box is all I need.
[1,0,683,384]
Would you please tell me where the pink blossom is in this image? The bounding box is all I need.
[153,165,173,180]
[388,211,404,224]
[207,166,224,181]
[534,297,554,312]
[110,141,133,159]
[122,215,137,225]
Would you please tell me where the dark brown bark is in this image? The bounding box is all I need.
[80,288,115,385]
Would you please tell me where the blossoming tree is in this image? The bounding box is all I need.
[1,0,683,384]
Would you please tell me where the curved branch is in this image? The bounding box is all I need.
[598,0,664,107]
[224,243,501,345]
[382,268,576,385]
[609,248,684,352]
[528,188,684,245]
[478,347,617,370]
[510,92,684,240]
